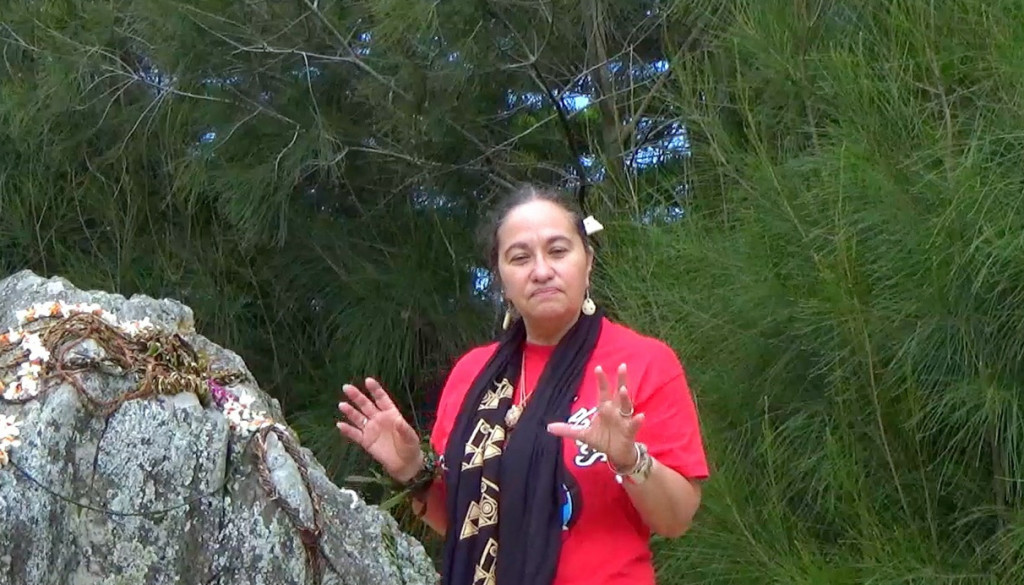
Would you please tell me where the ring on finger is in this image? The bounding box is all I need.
[617,386,634,417]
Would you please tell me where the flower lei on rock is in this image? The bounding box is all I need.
[0,300,275,468]
[208,378,277,434]
[0,299,330,582]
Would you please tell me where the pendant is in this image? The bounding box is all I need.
[505,404,522,428]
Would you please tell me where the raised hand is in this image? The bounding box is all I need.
[547,363,645,470]
[336,377,424,483]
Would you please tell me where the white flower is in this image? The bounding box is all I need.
[120,317,154,336]
[0,415,22,468]
[0,414,20,432]
[5,329,22,345]
[2,381,24,400]
[18,375,38,396]
[14,308,34,325]
[0,431,19,445]
[67,302,101,316]
[21,333,50,362]
[219,395,273,435]
[16,361,41,378]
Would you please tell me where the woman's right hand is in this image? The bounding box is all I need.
[336,377,424,484]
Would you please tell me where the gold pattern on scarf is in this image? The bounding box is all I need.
[461,419,506,471]
[473,538,499,585]
[459,477,499,540]
[456,376,513,584]
[479,378,514,410]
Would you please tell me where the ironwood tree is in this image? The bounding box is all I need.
[5,1,1024,583]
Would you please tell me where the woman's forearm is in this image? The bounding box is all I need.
[621,457,702,538]
[411,479,448,536]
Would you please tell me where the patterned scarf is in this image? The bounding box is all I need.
[440,310,604,585]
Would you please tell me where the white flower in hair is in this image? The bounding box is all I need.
[583,215,604,236]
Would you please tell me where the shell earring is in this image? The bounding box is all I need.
[581,289,596,316]
[502,303,515,330]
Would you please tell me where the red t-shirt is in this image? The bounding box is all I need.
[430,318,709,585]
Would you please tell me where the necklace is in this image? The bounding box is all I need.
[504,354,528,428]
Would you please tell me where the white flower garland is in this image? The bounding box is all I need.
[0,300,276,468]
[0,301,151,402]
[215,385,278,435]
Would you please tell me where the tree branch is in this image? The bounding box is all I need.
[620,7,715,148]
[583,0,624,181]
[180,3,411,103]
[297,0,411,102]
[486,3,590,207]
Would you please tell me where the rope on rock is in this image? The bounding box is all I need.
[252,424,326,584]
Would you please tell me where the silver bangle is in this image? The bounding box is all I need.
[608,442,653,484]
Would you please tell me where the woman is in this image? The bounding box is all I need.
[336,185,709,585]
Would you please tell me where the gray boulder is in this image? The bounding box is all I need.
[0,269,437,585]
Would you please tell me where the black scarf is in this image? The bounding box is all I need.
[440,309,604,585]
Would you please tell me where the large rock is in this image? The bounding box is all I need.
[0,270,437,585]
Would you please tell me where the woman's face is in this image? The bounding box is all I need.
[496,199,593,339]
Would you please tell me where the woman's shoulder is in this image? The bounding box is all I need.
[599,317,681,362]
[449,341,500,375]
[597,317,688,391]
[434,342,499,421]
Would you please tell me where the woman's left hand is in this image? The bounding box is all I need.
[547,363,645,470]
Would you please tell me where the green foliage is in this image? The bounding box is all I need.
[6,0,1024,582]
[595,0,1024,582]
[0,0,504,490]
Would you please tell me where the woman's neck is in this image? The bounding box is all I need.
[524,314,581,346]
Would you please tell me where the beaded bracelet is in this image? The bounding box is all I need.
[391,441,441,504]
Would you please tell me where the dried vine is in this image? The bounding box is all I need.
[252,424,326,584]
[0,301,328,583]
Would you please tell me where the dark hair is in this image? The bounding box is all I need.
[478,184,592,279]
